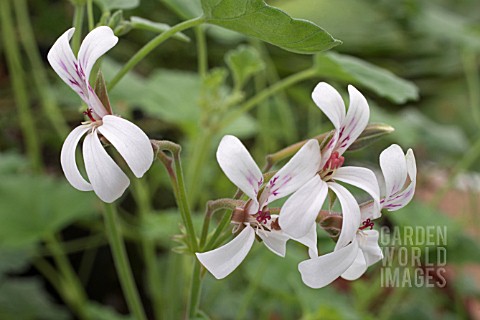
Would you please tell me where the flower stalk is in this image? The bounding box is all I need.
[103,203,147,320]
[152,140,198,252]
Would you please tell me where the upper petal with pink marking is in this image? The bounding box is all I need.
[335,85,370,156]
[216,135,263,213]
[265,139,321,205]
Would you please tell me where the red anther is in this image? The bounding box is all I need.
[359,218,374,230]
[83,108,96,122]
[256,210,271,225]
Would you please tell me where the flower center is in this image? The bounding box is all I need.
[83,108,96,122]
[359,218,374,230]
[256,209,271,224]
[320,151,345,180]
[323,151,344,171]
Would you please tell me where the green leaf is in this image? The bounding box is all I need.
[130,16,190,42]
[0,278,69,320]
[201,0,341,54]
[93,0,139,11]
[158,0,202,20]
[225,45,265,89]
[0,247,33,279]
[0,175,97,248]
[314,52,419,104]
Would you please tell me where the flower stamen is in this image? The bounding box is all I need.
[83,108,96,122]
[256,209,271,225]
[359,218,374,230]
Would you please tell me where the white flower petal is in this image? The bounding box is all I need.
[406,149,417,180]
[298,240,359,289]
[336,85,370,155]
[319,131,339,169]
[258,230,289,257]
[196,226,255,279]
[83,130,130,203]
[60,125,92,191]
[328,182,361,251]
[383,181,415,211]
[341,247,367,281]
[359,230,383,267]
[98,115,153,178]
[266,139,321,204]
[359,201,378,222]
[279,176,327,239]
[216,135,263,206]
[311,82,346,130]
[77,26,118,84]
[294,223,319,259]
[87,84,109,119]
[47,28,89,104]
[334,166,381,219]
[380,144,407,201]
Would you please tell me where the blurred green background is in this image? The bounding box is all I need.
[0,0,479,319]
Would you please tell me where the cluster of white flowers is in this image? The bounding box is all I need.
[49,27,416,289]
[196,83,417,288]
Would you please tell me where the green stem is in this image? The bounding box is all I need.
[199,199,242,249]
[217,68,317,132]
[173,150,199,251]
[153,141,199,252]
[86,0,94,31]
[132,179,163,320]
[430,135,480,207]
[187,260,202,318]
[205,209,232,250]
[103,203,147,320]
[33,258,64,295]
[0,0,43,173]
[108,16,205,90]
[72,4,85,54]
[13,0,69,139]
[195,25,208,77]
[45,235,90,320]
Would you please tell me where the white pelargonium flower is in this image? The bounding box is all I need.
[298,207,383,288]
[297,144,417,289]
[279,83,380,251]
[195,135,321,279]
[48,27,153,203]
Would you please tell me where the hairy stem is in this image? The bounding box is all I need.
[152,140,198,251]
